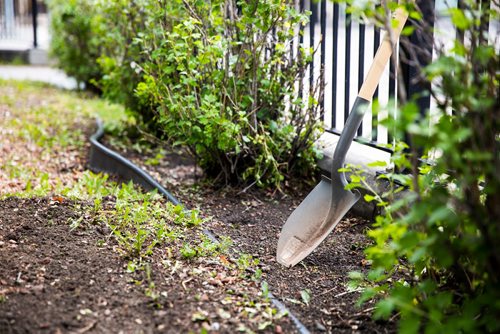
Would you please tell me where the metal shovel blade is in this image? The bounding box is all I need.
[276,175,360,267]
[277,98,368,267]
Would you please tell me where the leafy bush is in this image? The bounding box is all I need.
[134,0,324,187]
[342,1,500,332]
[49,0,153,119]
[48,0,101,90]
[48,0,323,187]
[92,0,156,123]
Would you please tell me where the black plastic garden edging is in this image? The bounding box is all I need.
[89,118,179,205]
[88,118,311,334]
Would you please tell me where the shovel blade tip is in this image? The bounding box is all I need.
[276,235,307,267]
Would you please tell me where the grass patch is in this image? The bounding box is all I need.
[0,79,130,197]
[0,79,130,138]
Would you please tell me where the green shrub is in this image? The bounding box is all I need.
[49,0,162,129]
[135,0,324,187]
[93,0,156,123]
[49,0,324,188]
[343,1,500,332]
[48,0,101,90]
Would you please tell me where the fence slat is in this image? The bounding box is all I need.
[309,0,317,89]
[331,2,339,129]
[344,12,351,124]
[319,0,327,118]
[372,26,381,142]
[357,22,365,136]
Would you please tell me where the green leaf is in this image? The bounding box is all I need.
[473,45,495,66]
[398,231,420,250]
[401,26,415,36]
[409,10,422,21]
[348,271,364,280]
[261,281,269,299]
[364,194,377,202]
[428,207,451,226]
[367,160,388,168]
[409,246,427,264]
[449,8,470,30]
[374,298,395,319]
[399,314,420,334]
[350,175,361,183]
[358,287,378,306]
[300,289,311,305]
[367,267,386,281]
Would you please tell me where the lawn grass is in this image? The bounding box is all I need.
[0,79,130,197]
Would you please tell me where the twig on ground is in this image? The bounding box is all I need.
[353,306,376,316]
[317,287,363,298]
[71,320,97,334]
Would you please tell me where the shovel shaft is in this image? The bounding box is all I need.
[276,6,410,268]
[331,97,369,176]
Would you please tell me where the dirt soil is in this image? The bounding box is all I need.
[0,197,157,334]
[0,196,296,334]
[111,143,397,334]
[1,82,297,334]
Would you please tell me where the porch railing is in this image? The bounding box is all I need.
[0,0,40,48]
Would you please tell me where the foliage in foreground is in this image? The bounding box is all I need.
[48,0,324,188]
[341,1,500,333]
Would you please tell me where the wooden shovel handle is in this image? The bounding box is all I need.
[358,8,409,101]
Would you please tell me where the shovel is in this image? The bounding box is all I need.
[277,8,409,267]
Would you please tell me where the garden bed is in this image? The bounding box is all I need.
[1,197,164,333]
[0,80,397,333]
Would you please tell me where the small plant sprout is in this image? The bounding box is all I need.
[261,281,270,301]
[69,216,84,231]
[300,289,311,306]
[180,243,197,259]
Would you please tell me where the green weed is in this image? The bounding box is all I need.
[144,151,166,166]
[338,2,500,332]
[180,243,197,259]
[237,254,260,273]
